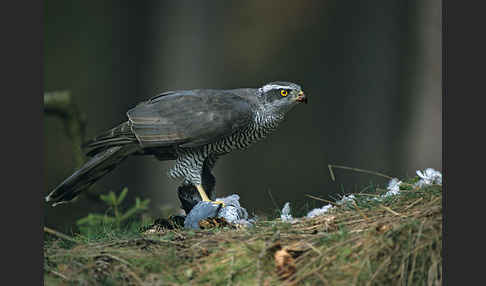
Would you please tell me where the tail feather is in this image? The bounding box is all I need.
[45,144,139,206]
[83,121,137,157]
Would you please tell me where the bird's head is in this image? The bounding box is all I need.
[257,81,307,114]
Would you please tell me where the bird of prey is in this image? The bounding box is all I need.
[45,81,308,210]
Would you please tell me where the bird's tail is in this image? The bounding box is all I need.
[45,144,139,206]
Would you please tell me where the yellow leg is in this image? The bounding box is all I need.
[196,184,211,201]
[196,184,225,206]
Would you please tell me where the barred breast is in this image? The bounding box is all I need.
[168,107,285,184]
[207,108,284,155]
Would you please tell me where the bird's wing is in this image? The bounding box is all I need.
[127,89,254,148]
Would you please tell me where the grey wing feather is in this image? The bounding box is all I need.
[82,121,138,157]
[127,89,254,148]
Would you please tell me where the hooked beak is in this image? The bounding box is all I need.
[296,91,308,104]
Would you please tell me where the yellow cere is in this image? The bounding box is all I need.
[280,89,288,97]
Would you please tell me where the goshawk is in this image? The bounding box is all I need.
[45,81,307,210]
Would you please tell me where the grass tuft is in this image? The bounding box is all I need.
[44,179,442,285]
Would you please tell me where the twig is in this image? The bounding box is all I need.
[305,194,338,206]
[304,242,322,256]
[366,257,391,286]
[328,164,394,181]
[407,219,426,285]
[353,201,370,222]
[379,205,405,218]
[355,193,381,197]
[290,237,361,284]
[267,189,280,210]
[44,226,78,244]
[48,269,69,281]
[427,196,441,206]
[404,197,424,210]
[243,241,260,253]
[101,253,131,266]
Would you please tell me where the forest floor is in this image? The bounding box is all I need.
[44,177,442,286]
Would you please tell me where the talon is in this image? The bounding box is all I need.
[211,200,225,207]
[196,184,224,206]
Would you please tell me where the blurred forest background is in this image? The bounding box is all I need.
[44,0,441,231]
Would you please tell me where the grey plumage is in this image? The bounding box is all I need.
[183,194,251,230]
[46,81,307,208]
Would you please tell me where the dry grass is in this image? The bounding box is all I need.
[44,183,442,285]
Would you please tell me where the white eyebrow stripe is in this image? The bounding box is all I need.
[262,84,292,93]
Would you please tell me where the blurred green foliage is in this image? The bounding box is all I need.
[76,188,150,233]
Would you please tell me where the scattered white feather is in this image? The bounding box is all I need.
[280,202,294,222]
[337,194,356,205]
[306,204,334,218]
[415,168,442,187]
[383,178,402,197]
[305,194,355,219]
[296,167,442,220]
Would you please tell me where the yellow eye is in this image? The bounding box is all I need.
[280,89,288,97]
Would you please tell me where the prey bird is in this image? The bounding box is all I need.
[45,82,308,211]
